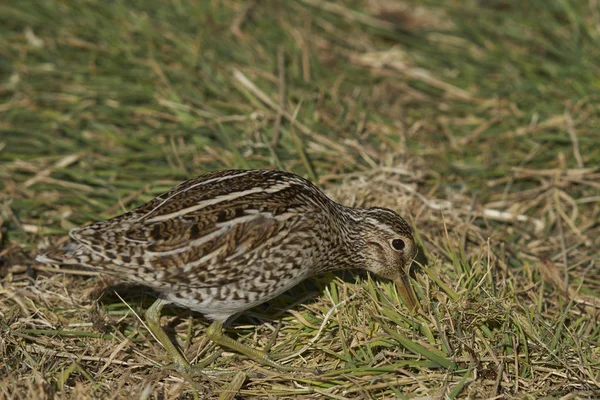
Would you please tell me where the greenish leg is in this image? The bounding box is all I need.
[206,320,306,372]
[146,299,228,376]
[145,299,313,374]
[145,298,191,374]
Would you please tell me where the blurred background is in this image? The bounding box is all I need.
[1,1,599,398]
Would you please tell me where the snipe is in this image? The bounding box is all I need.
[37,169,419,374]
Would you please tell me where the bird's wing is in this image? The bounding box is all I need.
[69,188,307,288]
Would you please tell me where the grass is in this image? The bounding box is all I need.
[1,0,599,398]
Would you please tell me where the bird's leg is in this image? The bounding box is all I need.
[145,299,228,375]
[145,298,192,375]
[206,320,304,372]
[146,300,312,374]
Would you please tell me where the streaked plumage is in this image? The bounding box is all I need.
[37,169,418,371]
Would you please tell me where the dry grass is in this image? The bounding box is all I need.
[1,0,599,398]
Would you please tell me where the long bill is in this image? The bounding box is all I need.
[394,273,420,312]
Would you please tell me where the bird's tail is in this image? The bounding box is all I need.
[36,242,105,266]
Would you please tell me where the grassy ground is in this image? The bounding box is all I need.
[1,0,599,398]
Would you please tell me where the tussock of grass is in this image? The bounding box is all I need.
[1,0,599,398]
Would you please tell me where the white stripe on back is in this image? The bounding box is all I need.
[145,187,264,223]
[140,171,252,220]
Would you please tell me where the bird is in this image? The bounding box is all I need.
[36,169,419,374]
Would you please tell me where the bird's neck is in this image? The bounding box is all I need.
[315,204,366,274]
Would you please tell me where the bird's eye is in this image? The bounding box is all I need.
[391,239,405,251]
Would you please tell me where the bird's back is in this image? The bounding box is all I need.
[37,170,336,290]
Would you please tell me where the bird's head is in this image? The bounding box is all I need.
[359,207,419,310]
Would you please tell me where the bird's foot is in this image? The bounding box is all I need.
[206,320,317,374]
